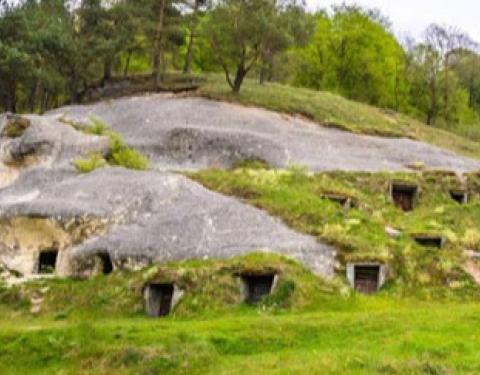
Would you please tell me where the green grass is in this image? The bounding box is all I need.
[1,254,480,374]
[72,153,108,173]
[1,289,480,373]
[196,74,480,160]
[190,167,480,296]
[71,117,150,172]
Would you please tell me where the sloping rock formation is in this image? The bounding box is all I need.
[1,93,480,280]
[49,94,480,172]
[0,109,335,278]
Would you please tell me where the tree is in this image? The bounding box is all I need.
[205,0,282,93]
[182,0,207,73]
[295,6,406,109]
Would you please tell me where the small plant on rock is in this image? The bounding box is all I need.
[73,153,108,173]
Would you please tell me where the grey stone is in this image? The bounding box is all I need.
[47,94,480,172]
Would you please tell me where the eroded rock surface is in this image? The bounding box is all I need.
[0,168,335,278]
[49,94,480,172]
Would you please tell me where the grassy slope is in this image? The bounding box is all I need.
[190,167,480,297]
[196,74,480,160]
[1,254,480,374]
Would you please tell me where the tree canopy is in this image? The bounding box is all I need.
[2,0,480,138]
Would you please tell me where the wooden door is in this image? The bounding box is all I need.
[354,266,379,294]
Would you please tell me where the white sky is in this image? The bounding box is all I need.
[307,0,480,42]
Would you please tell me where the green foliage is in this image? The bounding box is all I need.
[72,153,108,174]
[108,132,150,170]
[204,0,291,92]
[295,7,406,110]
[73,117,150,172]
[84,116,109,135]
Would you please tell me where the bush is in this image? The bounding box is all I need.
[72,153,108,173]
[74,118,150,172]
[84,116,109,135]
[107,132,150,170]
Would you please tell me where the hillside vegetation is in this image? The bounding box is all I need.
[191,166,480,297]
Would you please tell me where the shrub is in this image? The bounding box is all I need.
[72,153,108,173]
[73,118,150,173]
[84,116,109,135]
[107,132,150,170]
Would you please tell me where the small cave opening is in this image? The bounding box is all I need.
[37,250,58,274]
[144,283,175,317]
[98,253,113,275]
[450,190,468,204]
[241,274,275,304]
[354,265,380,295]
[413,235,444,248]
[391,183,418,212]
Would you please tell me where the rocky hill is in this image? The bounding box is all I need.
[1,93,479,285]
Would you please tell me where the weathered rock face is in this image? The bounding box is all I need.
[1,94,480,280]
[0,167,336,278]
[48,94,480,172]
[0,107,336,279]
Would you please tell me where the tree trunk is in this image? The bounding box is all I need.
[40,88,49,113]
[27,81,37,113]
[427,79,437,125]
[152,0,166,87]
[183,0,199,74]
[6,80,17,113]
[259,65,266,85]
[232,65,247,93]
[124,50,132,77]
[103,58,113,85]
[70,80,78,104]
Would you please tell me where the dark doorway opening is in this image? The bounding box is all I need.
[98,253,113,275]
[242,274,275,304]
[413,236,444,248]
[391,183,418,212]
[145,283,174,317]
[38,250,58,274]
[354,265,380,294]
[450,190,468,204]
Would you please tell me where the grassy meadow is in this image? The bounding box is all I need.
[1,254,480,374]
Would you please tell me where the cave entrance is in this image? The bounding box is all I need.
[145,283,174,317]
[241,274,275,304]
[391,183,418,212]
[354,265,380,295]
[98,253,113,275]
[413,235,444,248]
[37,250,58,274]
[450,190,468,204]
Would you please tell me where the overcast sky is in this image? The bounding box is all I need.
[307,0,479,41]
